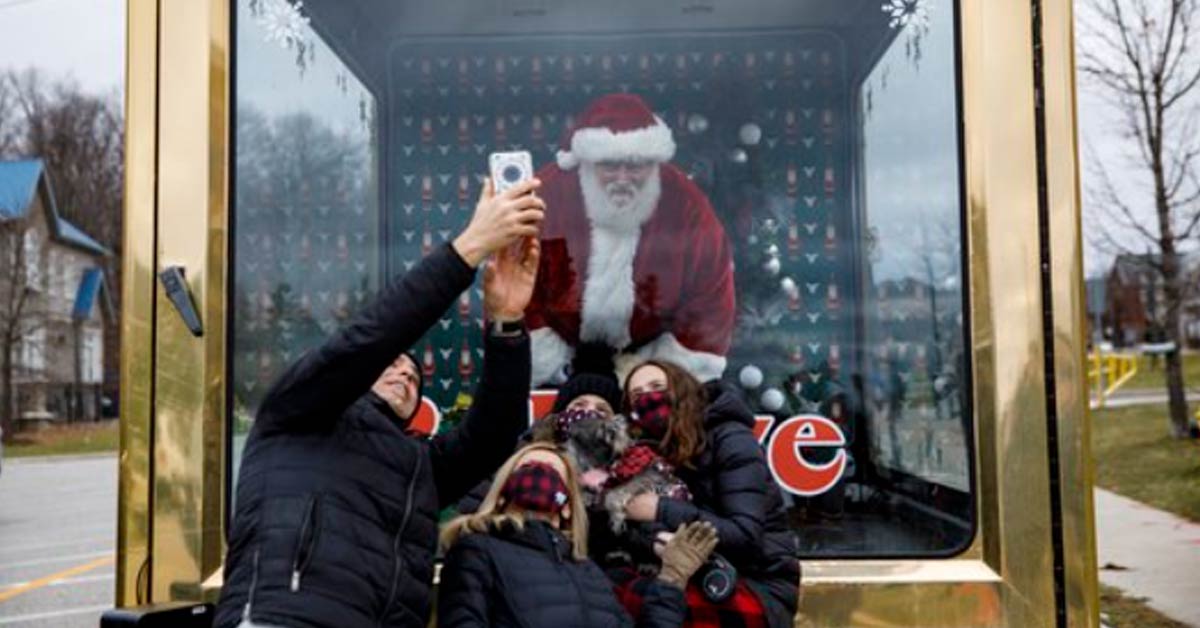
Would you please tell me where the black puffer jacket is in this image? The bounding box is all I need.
[438,520,686,628]
[215,244,531,628]
[655,382,801,628]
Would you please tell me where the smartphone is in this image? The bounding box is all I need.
[489,151,535,195]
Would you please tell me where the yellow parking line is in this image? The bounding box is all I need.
[0,555,113,604]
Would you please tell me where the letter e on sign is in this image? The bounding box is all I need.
[767,414,846,496]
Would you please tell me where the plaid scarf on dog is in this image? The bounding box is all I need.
[605,445,692,501]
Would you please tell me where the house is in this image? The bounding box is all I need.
[1104,252,1200,349]
[0,159,112,427]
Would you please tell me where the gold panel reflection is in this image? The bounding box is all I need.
[150,0,230,603]
[1042,0,1101,626]
[116,0,159,608]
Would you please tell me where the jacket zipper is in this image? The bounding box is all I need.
[242,547,261,621]
[378,453,421,625]
[550,529,591,627]
[290,495,320,592]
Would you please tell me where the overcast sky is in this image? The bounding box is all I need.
[0,0,124,94]
[0,0,1167,278]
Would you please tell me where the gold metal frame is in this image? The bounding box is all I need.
[115,0,158,607]
[119,0,230,606]
[119,0,1097,624]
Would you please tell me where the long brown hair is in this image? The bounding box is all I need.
[440,443,589,560]
[623,359,706,467]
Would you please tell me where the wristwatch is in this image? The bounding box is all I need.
[489,318,526,338]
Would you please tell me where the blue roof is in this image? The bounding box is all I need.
[0,159,45,219]
[0,159,110,256]
[57,217,111,256]
[73,267,105,321]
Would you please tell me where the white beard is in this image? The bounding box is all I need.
[578,162,661,233]
[577,163,662,348]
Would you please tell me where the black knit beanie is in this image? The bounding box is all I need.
[551,342,623,413]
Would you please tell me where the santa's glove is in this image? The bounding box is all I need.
[656,522,719,590]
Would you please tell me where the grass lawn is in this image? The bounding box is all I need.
[1119,352,1200,391]
[5,420,119,458]
[1100,585,1190,628]
[1092,402,1200,522]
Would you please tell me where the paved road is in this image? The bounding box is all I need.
[0,455,115,627]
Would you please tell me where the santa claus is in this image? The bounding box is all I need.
[527,93,736,385]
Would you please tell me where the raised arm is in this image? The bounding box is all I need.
[255,178,545,434]
[432,235,541,505]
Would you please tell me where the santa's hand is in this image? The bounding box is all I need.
[453,178,545,268]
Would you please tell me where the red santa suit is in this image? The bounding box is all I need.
[526,93,736,385]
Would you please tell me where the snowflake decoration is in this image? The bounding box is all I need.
[882,0,931,32]
[255,0,310,49]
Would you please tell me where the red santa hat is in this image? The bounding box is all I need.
[555,93,677,171]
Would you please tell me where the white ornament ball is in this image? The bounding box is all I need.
[766,243,780,257]
[729,148,749,164]
[748,234,759,245]
[763,256,781,275]
[687,114,709,135]
[739,122,763,146]
[760,388,786,412]
[780,277,798,297]
[739,365,764,389]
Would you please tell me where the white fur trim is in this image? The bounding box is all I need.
[580,225,638,349]
[556,150,579,170]
[556,116,676,170]
[531,327,574,386]
[636,333,727,383]
[577,164,662,349]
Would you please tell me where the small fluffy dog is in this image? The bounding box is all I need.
[559,415,690,534]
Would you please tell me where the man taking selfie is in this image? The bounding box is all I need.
[216,178,545,628]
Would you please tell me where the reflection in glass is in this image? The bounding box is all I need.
[231,0,379,475]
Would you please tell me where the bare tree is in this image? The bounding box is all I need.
[0,215,47,443]
[1080,0,1200,438]
[0,77,20,156]
[3,69,124,255]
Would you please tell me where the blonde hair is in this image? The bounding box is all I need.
[440,442,589,561]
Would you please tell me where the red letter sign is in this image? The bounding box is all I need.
[408,397,442,435]
[767,414,846,496]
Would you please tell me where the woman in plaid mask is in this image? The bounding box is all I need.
[611,361,801,628]
[439,442,718,628]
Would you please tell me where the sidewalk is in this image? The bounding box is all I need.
[1096,488,1200,627]
[1094,388,1200,409]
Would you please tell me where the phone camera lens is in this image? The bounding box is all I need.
[502,164,523,183]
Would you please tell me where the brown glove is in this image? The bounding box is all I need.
[656,521,719,589]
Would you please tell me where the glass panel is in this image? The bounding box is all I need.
[229,0,970,557]
[230,0,380,478]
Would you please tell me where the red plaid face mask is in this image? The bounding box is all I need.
[499,461,570,515]
[630,390,672,442]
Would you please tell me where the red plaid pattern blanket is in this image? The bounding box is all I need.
[610,568,768,628]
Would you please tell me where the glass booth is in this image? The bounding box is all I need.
[116,0,1098,625]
